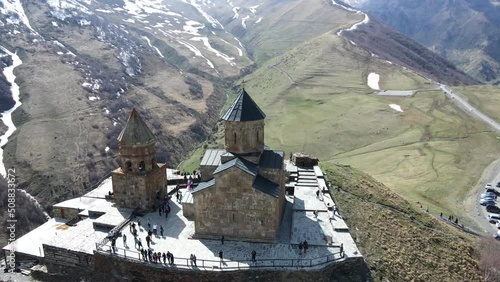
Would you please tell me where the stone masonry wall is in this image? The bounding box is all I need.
[43,244,94,273]
[91,252,372,282]
[224,120,264,154]
[194,167,278,242]
[52,207,80,219]
[112,164,167,211]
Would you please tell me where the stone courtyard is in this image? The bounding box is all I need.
[97,161,361,271]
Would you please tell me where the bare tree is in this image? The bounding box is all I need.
[478,237,500,282]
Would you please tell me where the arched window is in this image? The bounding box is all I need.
[125,161,132,172]
[139,161,145,172]
[233,132,237,144]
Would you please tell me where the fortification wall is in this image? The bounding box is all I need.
[90,252,371,282]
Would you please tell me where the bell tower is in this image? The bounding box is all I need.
[222,88,266,159]
[112,108,167,210]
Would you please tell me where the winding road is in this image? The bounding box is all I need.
[440,84,500,132]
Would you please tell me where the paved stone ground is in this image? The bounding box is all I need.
[101,165,361,271]
[375,90,415,96]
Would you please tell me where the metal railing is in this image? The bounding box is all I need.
[95,243,343,270]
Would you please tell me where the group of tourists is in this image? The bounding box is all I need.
[298,240,309,255]
[140,248,176,265]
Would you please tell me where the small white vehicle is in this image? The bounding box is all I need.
[488,214,500,223]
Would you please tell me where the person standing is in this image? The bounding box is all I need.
[303,240,308,254]
[193,254,197,267]
[298,242,303,255]
[160,225,164,237]
[219,250,223,262]
[251,250,256,262]
[122,234,127,248]
[221,235,225,245]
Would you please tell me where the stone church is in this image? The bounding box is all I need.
[191,89,286,243]
[112,108,167,211]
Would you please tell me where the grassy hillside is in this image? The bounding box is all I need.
[358,0,500,84]
[181,13,499,231]
[325,163,482,281]
[451,85,500,123]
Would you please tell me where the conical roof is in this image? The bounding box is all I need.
[222,89,266,122]
[117,108,157,145]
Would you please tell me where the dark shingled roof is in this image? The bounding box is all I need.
[118,108,156,145]
[259,150,284,169]
[191,178,216,194]
[252,175,280,197]
[213,157,258,176]
[222,89,266,122]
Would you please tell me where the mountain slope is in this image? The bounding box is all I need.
[325,163,482,281]
[347,0,500,83]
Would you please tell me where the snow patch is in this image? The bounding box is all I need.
[0,46,23,177]
[241,15,250,29]
[220,38,243,56]
[232,6,239,19]
[182,0,223,29]
[0,0,39,35]
[255,17,262,24]
[177,40,214,68]
[389,104,403,112]
[367,73,380,90]
[249,5,260,14]
[143,36,164,58]
[183,20,204,36]
[95,9,113,14]
[190,37,235,65]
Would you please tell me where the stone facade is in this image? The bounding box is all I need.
[43,244,94,271]
[224,120,264,154]
[194,167,280,242]
[112,164,167,210]
[112,108,167,211]
[192,89,286,243]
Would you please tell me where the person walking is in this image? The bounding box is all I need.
[251,250,256,262]
[303,240,308,254]
[122,233,127,248]
[298,242,303,255]
[221,235,225,245]
[219,250,223,262]
[190,254,194,266]
[160,225,164,237]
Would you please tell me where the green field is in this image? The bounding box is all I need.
[181,29,500,230]
[174,0,500,231]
